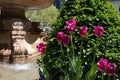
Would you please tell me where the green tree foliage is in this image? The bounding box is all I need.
[42,0,120,79]
[25,5,59,25]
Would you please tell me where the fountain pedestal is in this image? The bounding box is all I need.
[0,0,53,63]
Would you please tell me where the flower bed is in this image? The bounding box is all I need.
[36,0,120,80]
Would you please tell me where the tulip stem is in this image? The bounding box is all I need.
[108,76,110,80]
[71,34,75,57]
[92,53,96,64]
[80,38,82,55]
[102,73,104,80]
[92,38,99,64]
[66,46,71,60]
[59,42,64,60]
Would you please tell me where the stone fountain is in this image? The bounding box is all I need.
[0,0,53,63]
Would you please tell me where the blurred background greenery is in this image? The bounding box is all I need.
[25,5,59,26]
[25,0,120,28]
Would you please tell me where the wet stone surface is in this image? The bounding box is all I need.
[0,62,39,80]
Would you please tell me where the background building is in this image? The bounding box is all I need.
[109,0,120,13]
[54,0,64,9]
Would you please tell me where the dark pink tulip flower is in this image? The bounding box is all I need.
[65,19,77,33]
[36,43,47,53]
[97,58,109,72]
[106,62,116,76]
[62,35,70,46]
[79,26,88,37]
[56,31,65,42]
[94,26,104,37]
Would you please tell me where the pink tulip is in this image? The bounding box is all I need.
[97,58,109,72]
[61,35,70,46]
[56,31,65,42]
[106,62,116,76]
[65,19,77,33]
[36,43,47,53]
[79,26,88,37]
[94,26,104,37]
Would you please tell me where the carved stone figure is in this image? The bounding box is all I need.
[12,21,27,55]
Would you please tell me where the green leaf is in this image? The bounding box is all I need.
[49,38,55,42]
[40,67,50,80]
[85,64,98,80]
[59,75,65,80]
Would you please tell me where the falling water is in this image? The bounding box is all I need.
[7,21,31,71]
[20,43,26,64]
[1,42,32,71]
[8,22,31,70]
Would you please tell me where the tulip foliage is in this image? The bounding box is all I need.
[39,0,120,80]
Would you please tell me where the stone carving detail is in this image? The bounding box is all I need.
[12,21,27,55]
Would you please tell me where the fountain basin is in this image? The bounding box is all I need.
[0,0,54,9]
